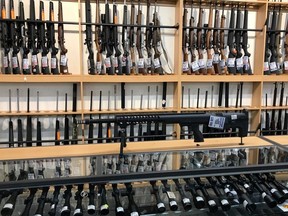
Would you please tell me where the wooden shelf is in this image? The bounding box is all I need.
[180,75,263,83]
[1,111,82,116]
[262,75,288,82]
[181,107,259,112]
[261,106,288,110]
[0,75,82,83]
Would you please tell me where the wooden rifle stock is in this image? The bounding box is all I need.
[206,3,215,75]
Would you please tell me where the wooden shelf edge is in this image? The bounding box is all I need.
[181,107,259,111]
[0,136,274,161]
[263,75,288,82]
[180,75,263,82]
[0,75,82,83]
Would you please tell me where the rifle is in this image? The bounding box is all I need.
[48,186,61,216]
[206,3,215,75]
[265,173,288,199]
[112,184,125,215]
[276,82,284,135]
[98,91,103,143]
[103,0,114,75]
[28,0,40,74]
[213,8,221,74]
[276,6,283,74]
[189,2,198,74]
[269,6,279,74]
[235,5,243,74]
[55,91,60,146]
[113,1,122,75]
[87,184,96,215]
[284,11,288,74]
[9,0,20,74]
[60,185,72,216]
[88,91,94,144]
[20,188,37,216]
[182,6,191,74]
[227,6,236,74]
[26,88,32,147]
[129,0,136,74]
[124,183,139,215]
[242,5,252,75]
[196,6,206,74]
[71,83,78,144]
[1,0,11,74]
[136,1,146,74]
[262,93,270,135]
[99,184,109,215]
[150,181,166,213]
[145,0,153,74]
[38,1,49,74]
[17,0,30,74]
[34,187,50,216]
[48,1,59,74]
[161,180,178,211]
[270,82,277,135]
[95,0,103,74]
[220,6,227,75]
[173,179,192,211]
[58,0,69,74]
[264,9,271,75]
[8,90,14,148]
[73,184,84,216]
[129,90,135,142]
[36,91,42,146]
[121,0,130,75]
[16,89,23,147]
[283,97,288,135]
[85,0,96,74]
[152,3,164,75]
[64,93,69,145]
[121,82,125,109]
[184,178,205,209]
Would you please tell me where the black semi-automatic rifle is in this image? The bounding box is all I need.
[146,0,153,74]
[48,186,61,216]
[189,2,198,74]
[64,93,69,145]
[269,6,279,74]
[73,184,84,216]
[26,88,32,147]
[20,188,37,216]
[276,82,284,135]
[121,0,130,75]
[10,0,20,74]
[103,0,113,75]
[227,7,237,74]
[235,5,243,74]
[71,83,78,144]
[1,0,10,74]
[85,0,96,74]
[242,5,252,75]
[129,0,136,74]
[60,185,72,216]
[112,184,125,216]
[34,187,50,216]
[95,0,103,74]
[270,83,278,135]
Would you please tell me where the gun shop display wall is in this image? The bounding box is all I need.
[1,0,288,216]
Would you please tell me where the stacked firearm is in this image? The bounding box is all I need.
[0,0,69,75]
[0,173,286,215]
[84,0,172,75]
[182,2,252,75]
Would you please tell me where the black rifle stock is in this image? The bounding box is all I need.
[213,9,221,74]
[121,1,130,75]
[146,0,153,74]
[276,82,284,135]
[8,90,14,148]
[99,184,109,215]
[72,83,78,144]
[60,185,72,216]
[48,186,61,216]
[10,0,20,74]
[242,5,252,75]
[136,1,146,74]
[269,7,279,74]
[64,93,69,145]
[113,2,122,75]
[88,91,94,144]
[235,5,243,74]
[34,187,50,216]
[124,183,139,215]
[270,83,277,135]
[20,188,37,216]
[26,88,32,147]
[227,7,237,74]
[182,8,191,74]
[73,184,84,216]
[1,0,11,74]
[112,184,125,216]
[87,184,96,215]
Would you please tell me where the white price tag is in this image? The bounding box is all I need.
[227,58,235,67]
[51,57,57,69]
[123,164,129,173]
[224,188,230,194]
[87,59,91,69]
[74,208,81,215]
[208,115,226,129]
[167,191,176,199]
[138,166,144,172]
[131,212,139,216]
[51,204,55,210]
[3,56,8,67]
[283,189,288,194]
[60,55,68,66]
[207,59,213,68]
[243,56,249,65]
[213,54,220,63]
[198,59,206,69]
[208,200,216,206]
[112,57,118,68]
[23,58,29,70]
[28,173,35,180]
[138,58,144,68]
[191,61,200,71]
[236,57,243,68]
[182,61,189,71]
[32,55,38,67]
[96,61,102,72]
[153,58,161,69]
[146,57,152,68]
[221,199,229,205]
[116,207,124,212]
[105,58,111,68]
[284,61,288,70]
[12,57,18,68]
[220,59,226,68]
[41,56,48,68]
[231,190,237,196]
[264,61,269,72]
[196,196,204,202]
[270,62,277,71]
[106,169,112,175]
[243,200,248,208]
[244,184,249,189]
[130,164,137,173]
[271,188,277,193]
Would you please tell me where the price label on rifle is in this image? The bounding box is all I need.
[122,56,127,66]
[220,59,226,68]
[60,55,68,66]
[51,57,57,69]
[23,58,29,70]
[153,58,161,69]
[12,57,18,68]
[191,61,200,71]
[213,54,220,63]
[137,165,144,172]
[243,56,249,65]
[270,62,277,72]
[263,62,269,72]
[28,173,35,180]
[236,57,243,68]
[284,61,288,70]
[32,55,38,67]
[208,115,225,130]
[198,59,206,69]
[96,61,102,73]
[41,56,48,68]
[122,164,129,173]
[227,58,235,68]
[87,59,91,69]
[3,56,8,68]
[130,164,137,173]
[207,59,213,68]
[182,61,189,71]
[167,191,176,199]
[146,57,152,68]
[105,58,111,68]
[112,57,118,68]
[138,58,145,68]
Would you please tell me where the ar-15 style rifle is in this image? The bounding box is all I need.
[38,1,49,74]
[206,3,215,75]
[58,0,69,74]
[182,5,191,74]
[1,0,11,74]
[28,0,40,74]
[85,0,96,75]
[136,1,146,74]
[112,1,122,75]
[242,4,252,75]
[235,5,243,74]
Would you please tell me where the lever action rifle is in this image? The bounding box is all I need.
[136,1,146,74]
[28,0,40,74]
[227,6,236,74]
[38,1,49,74]
[85,0,96,74]
[197,5,206,74]
[72,83,78,144]
[182,6,191,74]
[48,1,59,74]
[113,1,122,75]
[145,0,153,74]
[1,0,11,74]
[58,0,69,74]
[206,3,215,75]
[10,0,20,74]
[242,4,252,75]
[235,5,243,74]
